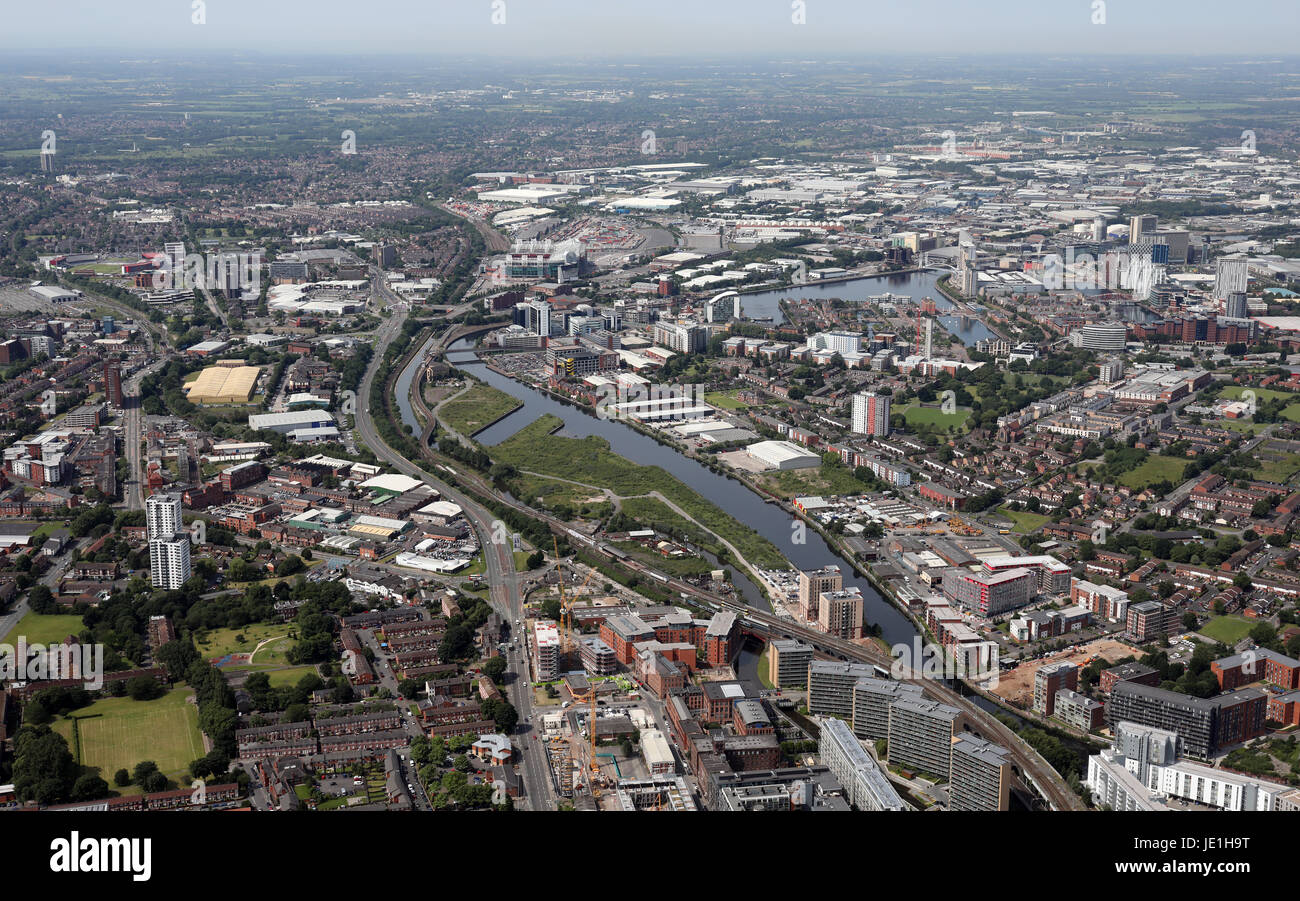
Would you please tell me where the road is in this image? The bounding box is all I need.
[121,360,166,511]
[0,535,86,642]
[352,300,555,810]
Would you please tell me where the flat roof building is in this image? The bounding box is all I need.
[808,660,878,720]
[887,696,960,780]
[248,410,336,435]
[949,734,1012,811]
[818,716,905,812]
[768,639,813,690]
[851,677,924,741]
[1108,682,1267,760]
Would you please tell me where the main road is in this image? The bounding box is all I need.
[121,360,166,511]
[352,297,556,810]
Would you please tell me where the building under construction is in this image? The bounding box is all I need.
[614,776,697,811]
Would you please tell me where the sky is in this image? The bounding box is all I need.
[2,0,1298,57]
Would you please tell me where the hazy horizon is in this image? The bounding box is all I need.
[4,0,1298,57]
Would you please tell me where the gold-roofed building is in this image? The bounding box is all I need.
[185,365,261,405]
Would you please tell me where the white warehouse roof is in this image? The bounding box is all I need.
[360,473,423,494]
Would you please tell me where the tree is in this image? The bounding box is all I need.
[155,639,201,680]
[71,774,110,802]
[283,702,310,723]
[1250,622,1277,647]
[12,727,78,804]
[27,583,56,615]
[23,698,52,726]
[526,550,544,570]
[127,675,164,701]
[490,700,518,734]
[483,656,507,681]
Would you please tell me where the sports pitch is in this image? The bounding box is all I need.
[54,686,205,788]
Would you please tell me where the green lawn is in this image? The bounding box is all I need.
[222,664,318,688]
[31,520,71,540]
[1221,385,1296,404]
[995,506,1052,534]
[53,686,205,788]
[1252,443,1300,484]
[193,622,295,661]
[2,612,85,646]
[1219,418,1269,434]
[898,402,972,432]
[439,382,521,437]
[494,415,788,568]
[704,390,749,411]
[1117,455,1188,490]
[1200,615,1255,645]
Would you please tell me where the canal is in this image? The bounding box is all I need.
[397,336,919,647]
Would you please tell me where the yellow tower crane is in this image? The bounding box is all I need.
[551,536,597,670]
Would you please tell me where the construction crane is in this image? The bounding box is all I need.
[551,536,598,670]
[552,535,571,652]
[564,568,599,668]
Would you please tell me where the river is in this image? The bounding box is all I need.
[396,335,918,647]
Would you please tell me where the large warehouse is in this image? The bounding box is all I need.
[744,440,821,471]
[185,365,261,404]
[247,409,335,434]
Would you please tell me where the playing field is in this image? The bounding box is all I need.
[55,687,205,788]
[1117,455,1187,490]
[1220,385,1296,404]
[898,401,971,431]
[705,390,749,410]
[1200,615,1255,644]
[1,611,85,646]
